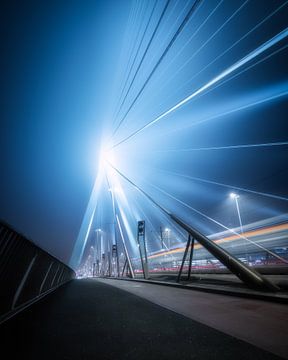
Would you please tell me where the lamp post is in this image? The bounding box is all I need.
[95,229,102,276]
[160,227,164,249]
[165,228,171,249]
[229,193,243,234]
[230,193,247,261]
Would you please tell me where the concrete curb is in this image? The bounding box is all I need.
[102,277,288,304]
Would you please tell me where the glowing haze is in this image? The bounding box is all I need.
[1,0,287,270]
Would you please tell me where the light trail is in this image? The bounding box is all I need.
[148,222,288,261]
[134,198,187,255]
[106,160,288,264]
[112,27,288,149]
[144,179,288,263]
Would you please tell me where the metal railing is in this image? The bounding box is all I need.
[0,220,75,323]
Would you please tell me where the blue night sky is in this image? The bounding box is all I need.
[1,0,131,263]
[1,0,288,269]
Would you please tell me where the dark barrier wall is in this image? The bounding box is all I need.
[0,220,75,322]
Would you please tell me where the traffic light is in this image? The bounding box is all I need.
[138,221,145,236]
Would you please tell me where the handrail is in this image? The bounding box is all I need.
[0,220,75,322]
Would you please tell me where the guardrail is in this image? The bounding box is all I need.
[0,220,75,323]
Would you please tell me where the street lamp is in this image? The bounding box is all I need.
[165,228,171,249]
[95,229,102,276]
[230,193,248,262]
[229,193,243,233]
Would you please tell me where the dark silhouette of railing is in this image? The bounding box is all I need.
[0,220,75,323]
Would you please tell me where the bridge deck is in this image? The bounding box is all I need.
[0,279,284,359]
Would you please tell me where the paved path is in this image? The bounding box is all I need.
[98,278,288,359]
[0,279,283,359]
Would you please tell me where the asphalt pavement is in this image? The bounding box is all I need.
[0,279,283,359]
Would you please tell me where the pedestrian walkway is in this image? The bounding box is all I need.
[0,279,284,359]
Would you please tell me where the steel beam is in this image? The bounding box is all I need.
[170,214,279,292]
[177,235,191,283]
[187,236,195,281]
[116,215,135,278]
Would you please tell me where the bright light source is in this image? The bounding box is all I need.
[230,193,239,199]
[95,228,102,232]
[99,147,115,167]
[165,228,170,232]
[108,186,121,194]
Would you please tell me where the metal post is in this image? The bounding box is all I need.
[166,229,170,249]
[122,259,127,277]
[92,262,96,277]
[137,221,149,279]
[234,196,248,261]
[116,215,135,278]
[187,237,195,281]
[108,251,111,277]
[101,253,105,276]
[105,175,121,277]
[177,235,191,283]
[235,197,243,233]
[160,226,164,249]
[96,232,100,276]
[126,263,130,277]
[115,238,120,277]
[96,259,99,276]
[171,214,279,291]
[12,254,38,309]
